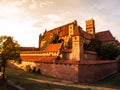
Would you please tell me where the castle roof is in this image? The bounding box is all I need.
[42,22,72,41]
[21,56,57,63]
[45,43,62,52]
[96,30,115,42]
[21,43,62,54]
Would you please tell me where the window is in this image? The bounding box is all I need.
[70,26,72,29]
[74,36,76,40]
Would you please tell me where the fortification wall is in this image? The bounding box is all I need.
[78,60,118,82]
[36,63,78,82]
[16,60,120,82]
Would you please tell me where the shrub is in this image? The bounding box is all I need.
[26,65,31,72]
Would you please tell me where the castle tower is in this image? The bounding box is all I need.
[70,35,84,61]
[86,19,95,37]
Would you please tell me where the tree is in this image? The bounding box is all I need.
[84,38,120,60]
[98,43,120,60]
[49,34,64,44]
[0,36,21,80]
[84,38,102,52]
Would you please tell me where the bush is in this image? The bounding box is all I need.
[26,65,31,72]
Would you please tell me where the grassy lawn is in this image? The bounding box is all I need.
[4,64,120,90]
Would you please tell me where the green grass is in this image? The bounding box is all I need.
[4,64,120,90]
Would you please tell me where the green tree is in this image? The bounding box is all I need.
[49,34,64,44]
[0,36,21,80]
[84,38,102,52]
[98,43,120,60]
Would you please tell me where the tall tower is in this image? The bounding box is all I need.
[86,19,95,37]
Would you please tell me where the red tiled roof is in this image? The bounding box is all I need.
[45,43,62,52]
[59,24,69,37]
[42,22,73,41]
[96,30,115,42]
[21,56,57,63]
[21,43,62,54]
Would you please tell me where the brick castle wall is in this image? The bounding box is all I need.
[16,60,120,82]
[78,60,118,82]
[36,63,78,82]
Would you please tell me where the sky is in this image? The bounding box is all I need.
[0,0,120,47]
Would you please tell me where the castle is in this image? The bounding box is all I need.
[18,19,120,82]
[21,19,119,62]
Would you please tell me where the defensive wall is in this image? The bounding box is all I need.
[16,60,120,83]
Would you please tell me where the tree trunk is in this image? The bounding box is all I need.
[2,61,6,80]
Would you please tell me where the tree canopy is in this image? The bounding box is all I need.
[84,38,120,60]
[98,43,120,60]
[0,36,21,80]
[84,38,102,52]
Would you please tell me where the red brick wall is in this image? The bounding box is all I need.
[18,60,120,82]
[36,63,78,82]
[78,60,118,82]
[84,51,98,60]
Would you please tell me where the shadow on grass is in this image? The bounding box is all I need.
[0,80,18,90]
[78,73,120,90]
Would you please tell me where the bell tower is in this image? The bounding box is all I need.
[86,19,95,37]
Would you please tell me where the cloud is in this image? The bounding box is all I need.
[0,0,119,47]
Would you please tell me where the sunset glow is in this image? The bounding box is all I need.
[0,0,120,47]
